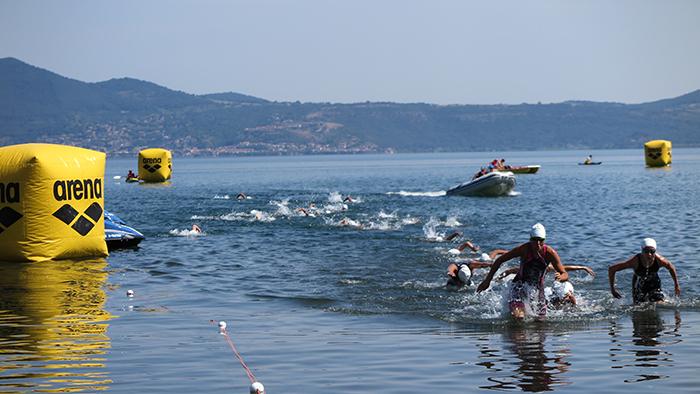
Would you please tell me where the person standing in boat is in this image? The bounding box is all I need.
[608,238,680,304]
[584,155,593,164]
[476,223,568,319]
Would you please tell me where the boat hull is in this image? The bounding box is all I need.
[104,211,145,250]
[500,165,540,174]
[446,172,516,197]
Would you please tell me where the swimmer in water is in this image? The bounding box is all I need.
[608,238,680,304]
[454,239,479,252]
[343,195,354,203]
[477,223,568,319]
[191,224,202,233]
[443,231,462,242]
[446,256,494,288]
[496,263,594,282]
[338,217,362,228]
[296,207,312,216]
[545,281,577,308]
[496,263,594,308]
[236,193,247,200]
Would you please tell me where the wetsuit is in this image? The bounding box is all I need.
[632,254,664,303]
[509,243,549,316]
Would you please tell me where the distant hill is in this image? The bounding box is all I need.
[1,57,699,156]
[201,92,269,104]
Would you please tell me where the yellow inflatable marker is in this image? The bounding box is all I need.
[644,140,672,167]
[0,143,108,262]
[138,148,172,182]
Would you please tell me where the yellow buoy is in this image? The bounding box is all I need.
[138,148,172,182]
[0,143,108,262]
[644,140,672,167]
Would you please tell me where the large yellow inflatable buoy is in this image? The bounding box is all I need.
[644,140,672,167]
[138,148,172,182]
[0,143,108,262]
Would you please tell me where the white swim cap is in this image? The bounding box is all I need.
[447,248,461,255]
[642,238,657,250]
[553,281,574,299]
[250,382,265,394]
[530,223,546,239]
[457,265,472,284]
[479,253,491,262]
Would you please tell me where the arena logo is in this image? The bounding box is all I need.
[53,202,103,236]
[0,182,22,235]
[51,178,103,236]
[0,182,20,203]
[647,150,662,160]
[142,163,162,173]
[53,178,103,201]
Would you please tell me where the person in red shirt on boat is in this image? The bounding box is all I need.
[476,223,568,319]
[472,167,487,180]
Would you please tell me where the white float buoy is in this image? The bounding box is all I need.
[250,381,265,394]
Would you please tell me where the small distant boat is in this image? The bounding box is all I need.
[578,162,602,165]
[499,165,540,174]
[446,171,516,197]
[105,211,144,250]
[125,177,140,183]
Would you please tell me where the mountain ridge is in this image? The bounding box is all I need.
[1,57,699,156]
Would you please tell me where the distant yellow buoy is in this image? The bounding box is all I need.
[0,143,108,262]
[644,140,672,167]
[138,148,172,182]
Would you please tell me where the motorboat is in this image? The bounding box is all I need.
[578,162,602,165]
[446,171,516,197]
[104,211,144,250]
[498,165,540,174]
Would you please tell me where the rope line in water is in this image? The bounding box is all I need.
[211,320,258,384]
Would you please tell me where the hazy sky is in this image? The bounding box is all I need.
[1,0,699,105]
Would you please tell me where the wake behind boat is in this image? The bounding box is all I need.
[446,171,516,197]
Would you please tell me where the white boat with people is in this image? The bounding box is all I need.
[446,171,516,197]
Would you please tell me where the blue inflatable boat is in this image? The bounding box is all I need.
[105,211,144,250]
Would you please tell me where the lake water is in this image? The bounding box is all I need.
[1,149,700,393]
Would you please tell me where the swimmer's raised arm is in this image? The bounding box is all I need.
[477,245,523,292]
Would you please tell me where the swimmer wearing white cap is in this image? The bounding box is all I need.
[608,238,680,304]
[477,223,568,320]
[446,254,494,288]
[545,281,576,308]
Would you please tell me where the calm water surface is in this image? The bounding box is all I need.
[1,149,699,393]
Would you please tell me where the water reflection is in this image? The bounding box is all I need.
[608,308,681,383]
[476,325,572,392]
[0,259,113,392]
